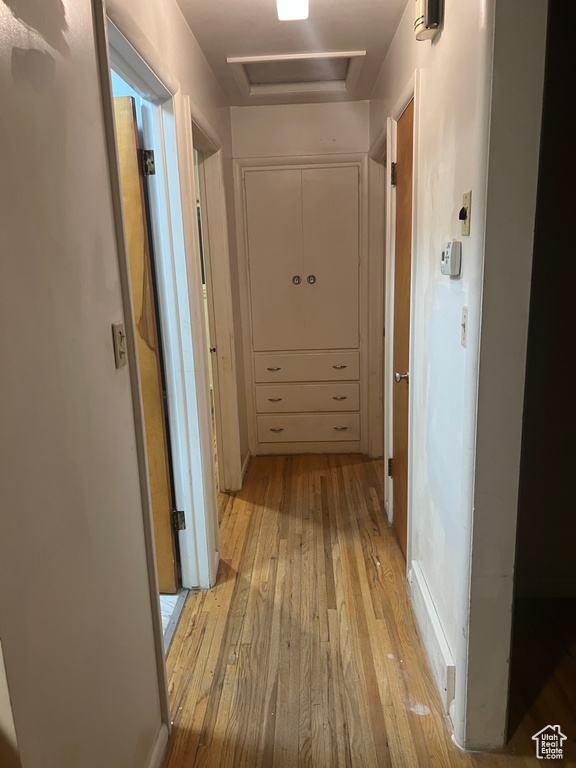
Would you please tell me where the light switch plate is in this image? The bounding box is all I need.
[112,322,127,369]
[461,191,471,236]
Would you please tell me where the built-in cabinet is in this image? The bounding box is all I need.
[241,162,364,454]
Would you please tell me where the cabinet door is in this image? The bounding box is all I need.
[302,167,359,350]
[245,169,305,351]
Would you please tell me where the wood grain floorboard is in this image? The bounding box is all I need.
[163,454,575,768]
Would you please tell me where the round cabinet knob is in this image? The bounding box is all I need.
[292,275,302,285]
[395,372,409,383]
[307,275,317,284]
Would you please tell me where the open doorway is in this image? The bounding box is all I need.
[101,19,222,655]
[110,68,188,648]
[507,1,576,758]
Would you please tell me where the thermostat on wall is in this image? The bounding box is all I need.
[441,241,462,277]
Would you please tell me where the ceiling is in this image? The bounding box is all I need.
[176,0,407,106]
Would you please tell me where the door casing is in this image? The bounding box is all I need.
[381,72,420,568]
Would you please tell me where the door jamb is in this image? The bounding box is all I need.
[193,135,243,492]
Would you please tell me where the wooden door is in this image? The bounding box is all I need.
[302,166,359,350]
[245,169,306,351]
[392,100,414,558]
[114,97,178,593]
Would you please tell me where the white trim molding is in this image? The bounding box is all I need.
[409,561,456,714]
[227,51,366,101]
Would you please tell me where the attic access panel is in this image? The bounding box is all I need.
[227,51,366,98]
[244,56,349,85]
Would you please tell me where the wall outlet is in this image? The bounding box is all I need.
[461,306,468,348]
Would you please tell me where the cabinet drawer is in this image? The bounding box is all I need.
[258,413,360,443]
[254,351,359,383]
[256,383,359,413]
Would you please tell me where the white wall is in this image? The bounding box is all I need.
[370,0,547,749]
[0,0,240,764]
[0,1,164,765]
[232,101,370,158]
[371,0,495,698]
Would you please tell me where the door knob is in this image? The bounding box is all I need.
[307,275,316,284]
[395,372,409,383]
[292,275,302,285]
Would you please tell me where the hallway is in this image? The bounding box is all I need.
[162,455,541,767]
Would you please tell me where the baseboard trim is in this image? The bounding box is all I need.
[147,723,169,768]
[408,560,455,713]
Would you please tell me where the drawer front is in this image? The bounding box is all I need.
[254,351,359,383]
[258,413,360,443]
[256,383,360,413]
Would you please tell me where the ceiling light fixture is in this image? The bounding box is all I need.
[277,0,309,21]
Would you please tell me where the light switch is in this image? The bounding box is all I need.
[112,321,127,369]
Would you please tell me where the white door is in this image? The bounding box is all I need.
[245,169,306,351]
[302,166,359,350]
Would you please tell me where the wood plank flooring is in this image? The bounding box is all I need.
[163,454,574,767]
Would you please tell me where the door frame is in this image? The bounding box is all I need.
[193,135,243,492]
[376,71,420,567]
[95,6,221,601]
[234,154,381,457]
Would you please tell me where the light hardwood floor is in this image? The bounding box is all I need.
[163,454,574,767]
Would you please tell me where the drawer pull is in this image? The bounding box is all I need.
[334,426,349,431]
[267,367,282,371]
[268,398,283,402]
[333,396,348,401]
[332,365,347,370]
[269,427,284,433]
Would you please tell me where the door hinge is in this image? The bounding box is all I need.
[209,346,217,353]
[173,510,186,531]
[138,148,156,176]
[390,162,397,187]
[388,458,393,477]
